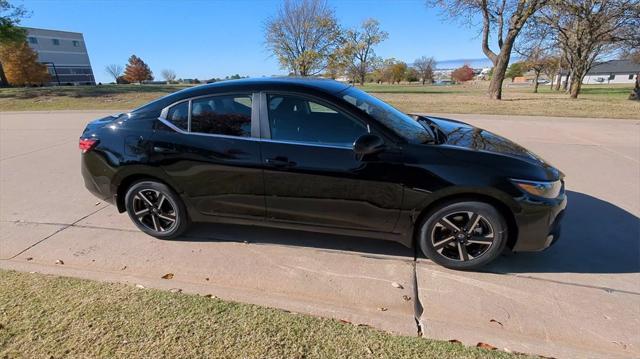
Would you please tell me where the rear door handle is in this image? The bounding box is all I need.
[265,157,296,168]
[153,146,178,154]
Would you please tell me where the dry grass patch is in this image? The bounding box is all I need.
[0,270,526,358]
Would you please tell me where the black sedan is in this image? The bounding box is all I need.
[80,78,566,270]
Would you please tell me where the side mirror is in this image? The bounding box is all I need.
[353,134,385,160]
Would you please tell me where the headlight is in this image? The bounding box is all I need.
[511,179,563,199]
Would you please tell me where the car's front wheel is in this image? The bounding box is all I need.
[418,201,507,270]
[124,180,189,239]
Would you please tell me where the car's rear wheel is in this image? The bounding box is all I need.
[418,201,507,270]
[124,180,189,239]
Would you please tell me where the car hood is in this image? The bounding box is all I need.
[423,116,549,165]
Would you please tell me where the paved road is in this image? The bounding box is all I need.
[1,110,638,358]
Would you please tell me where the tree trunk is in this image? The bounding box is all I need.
[629,72,639,100]
[569,64,589,99]
[555,72,562,91]
[533,71,540,93]
[486,35,514,100]
[0,62,8,87]
[562,72,570,91]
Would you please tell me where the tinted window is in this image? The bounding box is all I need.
[340,87,431,144]
[28,37,38,44]
[52,39,60,45]
[267,94,367,146]
[166,101,188,130]
[191,95,252,137]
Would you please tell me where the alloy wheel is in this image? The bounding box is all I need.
[430,211,495,261]
[132,189,178,233]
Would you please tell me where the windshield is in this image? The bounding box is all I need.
[339,87,431,144]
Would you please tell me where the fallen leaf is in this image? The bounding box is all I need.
[448,339,462,345]
[243,240,250,244]
[377,307,388,312]
[169,288,182,293]
[476,342,497,350]
[489,319,503,327]
[365,347,373,354]
[402,295,411,301]
[55,259,64,265]
[135,284,145,289]
[391,282,403,289]
[120,266,127,271]
[95,201,101,206]
[339,319,352,324]
[161,273,174,280]
[122,340,128,344]
[204,294,217,299]
[205,277,210,281]
[25,257,33,261]
[0,323,4,329]
[503,348,512,353]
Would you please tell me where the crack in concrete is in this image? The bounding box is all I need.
[412,259,425,336]
[0,140,73,162]
[7,206,109,259]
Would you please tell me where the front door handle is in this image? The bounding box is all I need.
[153,146,178,154]
[265,157,296,168]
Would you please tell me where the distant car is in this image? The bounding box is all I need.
[537,79,550,84]
[80,78,566,270]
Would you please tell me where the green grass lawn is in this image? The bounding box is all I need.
[0,81,637,119]
[0,270,524,358]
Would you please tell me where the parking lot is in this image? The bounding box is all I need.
[1,110,638,358]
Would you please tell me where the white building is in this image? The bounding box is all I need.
[555,59,639,85]
[24,27,95,85]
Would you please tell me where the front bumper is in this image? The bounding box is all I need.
[511,192,567,252]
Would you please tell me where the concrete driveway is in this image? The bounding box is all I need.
[1,110,638,358]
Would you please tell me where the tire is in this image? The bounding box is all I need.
[418,201,507,270]
[124,180,189,239]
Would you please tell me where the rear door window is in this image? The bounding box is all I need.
[165,101,189,131]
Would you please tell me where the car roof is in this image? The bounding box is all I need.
[133,77,352,114]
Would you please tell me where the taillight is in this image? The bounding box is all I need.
[79,138,98,153]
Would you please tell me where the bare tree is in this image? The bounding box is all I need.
[428,0,548,100]
[161,69,177,83]
[265,0,342,76]
[537,0,640,98]
[105,64,123,84]
[343,18,388,85]
[414,56,436,85]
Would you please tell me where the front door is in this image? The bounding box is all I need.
[151,93,265,220]
[259,92,403,232]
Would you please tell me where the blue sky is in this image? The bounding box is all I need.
[19,0,491,83]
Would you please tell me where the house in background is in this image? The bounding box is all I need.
[24,27,95,85]
[555,59,639,85]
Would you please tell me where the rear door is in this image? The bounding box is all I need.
[258,92,403,232]
[150,92,265,220]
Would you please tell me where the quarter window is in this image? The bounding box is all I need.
[190,94,252,137]
[267,94,367,146]
[166,102,189,131]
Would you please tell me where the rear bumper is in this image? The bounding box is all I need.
[511,193,567,252]
[81,152,116,205]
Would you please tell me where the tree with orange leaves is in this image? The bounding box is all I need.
[0,41,49,86]
[123,55,153,83]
